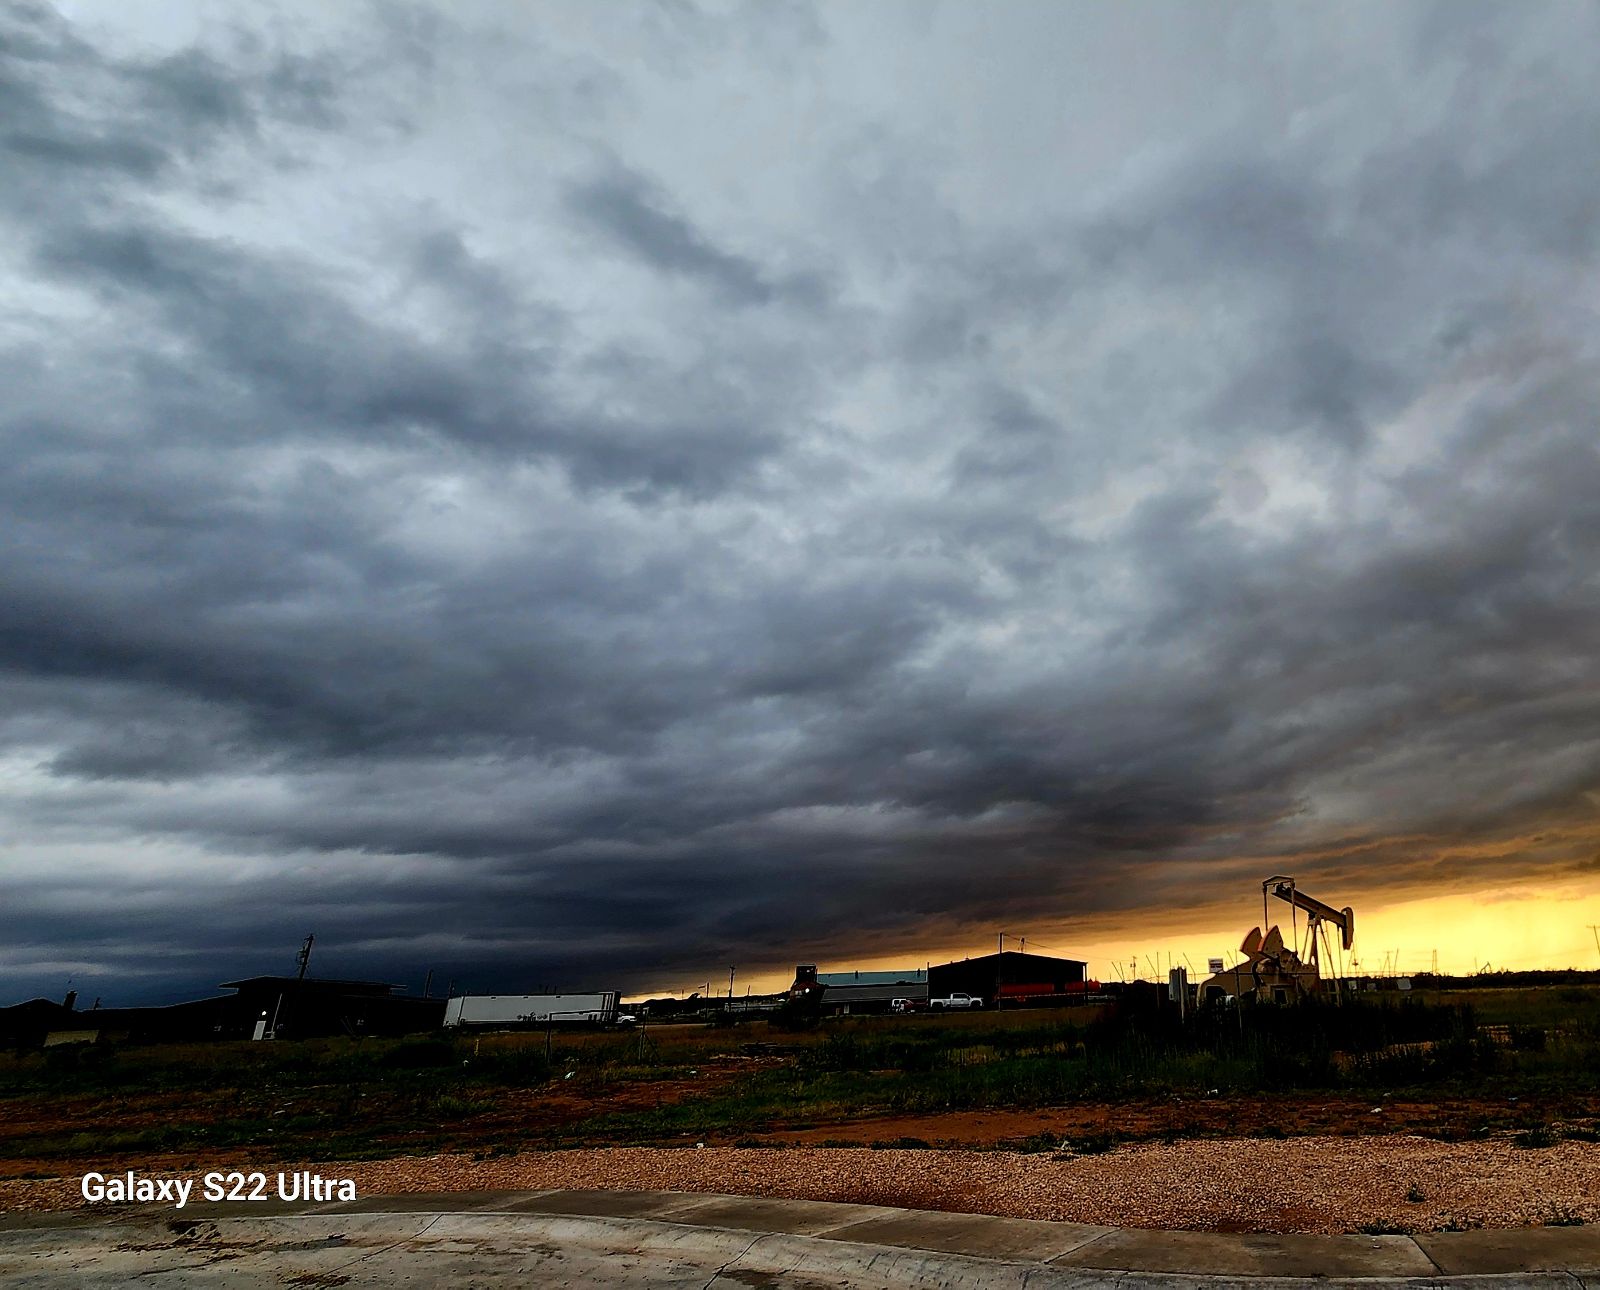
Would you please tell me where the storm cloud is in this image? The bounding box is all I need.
[3,0,1599,1002]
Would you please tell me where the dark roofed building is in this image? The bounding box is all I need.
[813,967,928,1014]
[0,998,80,1049]
[929,950,1092,1008]
[0,977,446,1049]
[216,977,446,1039]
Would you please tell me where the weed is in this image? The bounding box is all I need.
[1007,1133,1062,1154]
[7,985,1600,1166]
[379,1038,457,1069]
[1357,1219,1411,1235]
[432,1093,491,1117]
[1507,1025,1548,1052]
[1513,1122,1558,1148]
[1405,1184,1426,1203]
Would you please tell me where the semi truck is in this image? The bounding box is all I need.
[442,992,619,1028]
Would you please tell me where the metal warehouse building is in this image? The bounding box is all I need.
[443,992,619,1028]
[806,967,929,1014]
[929,950,1091,1008]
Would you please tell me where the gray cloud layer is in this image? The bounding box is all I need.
[3,0,1598,1002]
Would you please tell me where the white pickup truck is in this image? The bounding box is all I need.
[928,992,984,1011]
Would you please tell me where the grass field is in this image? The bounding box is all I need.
[3,986,1598,1171]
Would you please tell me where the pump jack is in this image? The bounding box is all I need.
[1196,877,1356,1004]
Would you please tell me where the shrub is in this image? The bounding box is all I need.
[1514,1122,1558,1148]
[1507,1025,1547,1052]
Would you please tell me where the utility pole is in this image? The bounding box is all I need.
[1589,926,1600,964]
[728,966,736,1001]
[997,932,1004,1009]
[272,932,314,1041]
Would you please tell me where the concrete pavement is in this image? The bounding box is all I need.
[2,1189,1596,1286]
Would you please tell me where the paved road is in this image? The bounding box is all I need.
[2,1189,1597,1286]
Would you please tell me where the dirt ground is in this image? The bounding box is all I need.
[0,1059,770,1164]
[5,1083,1591,1168]
[746,1092,1600,1146]
[3,1138,1596,1235]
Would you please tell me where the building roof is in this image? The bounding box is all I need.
[932,950,1087,970]
[817,969,927,986]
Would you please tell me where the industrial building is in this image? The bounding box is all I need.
[0,978,444,1048]
[928,950,1092,1008]
[219,977,446,1039]
[810,967,929,1015]
[443,992,620,1028]
[786,953,1094,1014]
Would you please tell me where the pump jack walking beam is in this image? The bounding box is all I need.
[1264,877,1355,950]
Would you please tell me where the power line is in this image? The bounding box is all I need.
[998,931,1072,958]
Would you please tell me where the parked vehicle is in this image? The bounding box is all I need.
[928,992,984,1011]
[889,997,925,1014]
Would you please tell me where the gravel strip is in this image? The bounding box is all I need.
[4,1137,1594,1234]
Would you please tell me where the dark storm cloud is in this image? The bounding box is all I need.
[3,1,1600,1001]
[0,1,345,203]
[22,213,778,495]
[567,165,830,307]
[569,167,775,303]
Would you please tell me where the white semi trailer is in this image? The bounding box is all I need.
[443,992,619,1028]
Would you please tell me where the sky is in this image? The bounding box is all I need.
[3,0,1599,1006]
